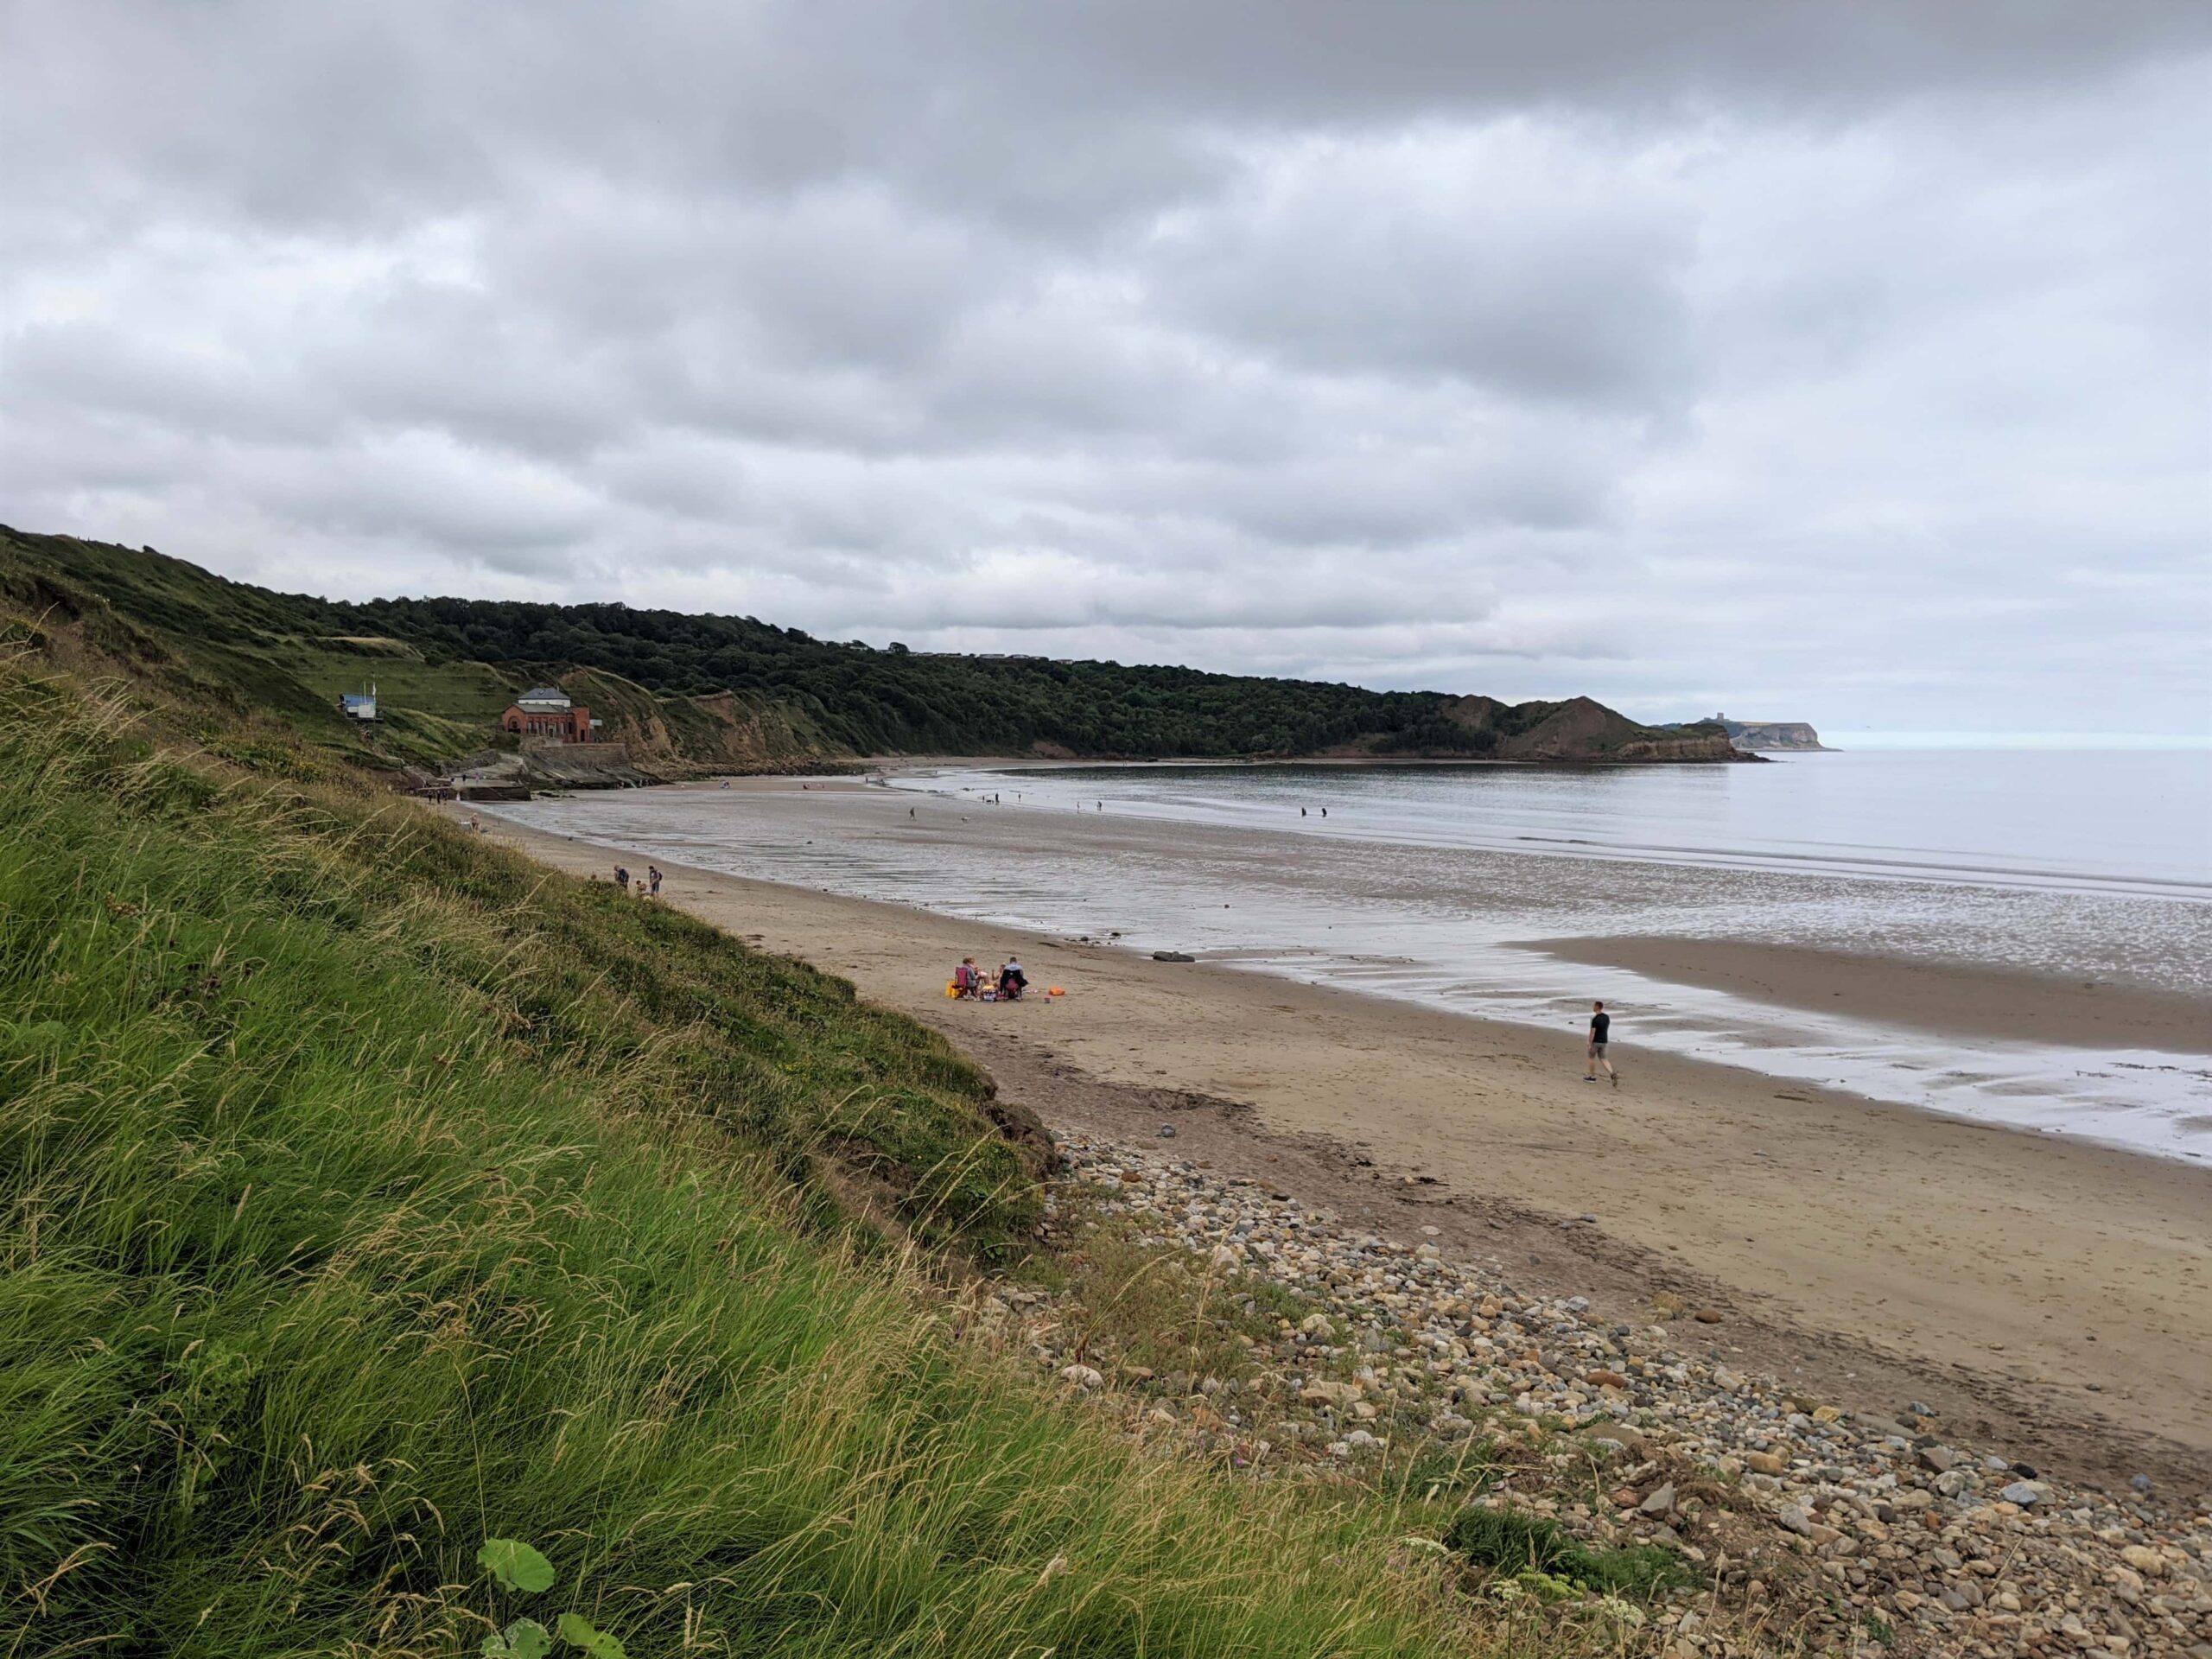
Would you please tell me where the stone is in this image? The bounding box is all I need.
[1157,1124,1177,1138]
[1300,1381,1360,1408]
[1058,1363,1104,1390]
[1040,1135,2199,1659]
[2119,1545,2164,1578]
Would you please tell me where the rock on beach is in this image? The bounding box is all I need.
[982,1140,2212,1658]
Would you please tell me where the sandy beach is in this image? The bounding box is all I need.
[1522,936,2212,1054]
[461,779,2212,1489]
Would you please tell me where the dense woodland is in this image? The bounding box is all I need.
[334,594,1502,756]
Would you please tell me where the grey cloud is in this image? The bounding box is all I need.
[2,1,2206,734]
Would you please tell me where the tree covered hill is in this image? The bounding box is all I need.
[0,527,1738,769]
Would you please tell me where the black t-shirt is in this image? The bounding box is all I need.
[1590,1011,1610,1043]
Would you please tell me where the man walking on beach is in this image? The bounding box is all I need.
[1585,1001,1617,1086]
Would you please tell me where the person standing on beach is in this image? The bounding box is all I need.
[613,865,630,893]
[1585,1001,1617,1086]
[647,865,663,898]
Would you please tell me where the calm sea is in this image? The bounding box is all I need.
[498,750,2212,1162]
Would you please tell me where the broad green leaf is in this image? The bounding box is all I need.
[478,1538,556,1594]
[503,1618,552,1659]
[557,1612,627,1659]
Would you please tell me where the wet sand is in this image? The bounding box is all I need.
[1522,936,2212,1054]
[460,783,2212,1480]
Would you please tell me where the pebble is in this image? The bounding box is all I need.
[982,1140,2212,1659]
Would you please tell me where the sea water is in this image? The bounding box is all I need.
[497,750,2212,1162]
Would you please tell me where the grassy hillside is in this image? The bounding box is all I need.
[0,652,1487,1655]
[1,527,1738,772]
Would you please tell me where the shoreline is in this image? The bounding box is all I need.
[458,791,2212,1485]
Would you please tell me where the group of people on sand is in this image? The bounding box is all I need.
[950,954,1027,1001]
[610,863,664,899]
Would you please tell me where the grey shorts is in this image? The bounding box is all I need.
[1587,1041,1608,1058]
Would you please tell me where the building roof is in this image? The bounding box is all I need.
[514,686,572,709]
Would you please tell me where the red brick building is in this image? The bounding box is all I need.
[500,685,597,742]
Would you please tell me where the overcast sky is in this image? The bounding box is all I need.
[4,3,2208,737]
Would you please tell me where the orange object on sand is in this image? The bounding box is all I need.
[1047,986,1065,997]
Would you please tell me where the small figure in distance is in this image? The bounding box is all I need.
[613,865,630,893]
[1586,1000,1617,1087]
[998,956,1027,1001]
[648,865,663,899]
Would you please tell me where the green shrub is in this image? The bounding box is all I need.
[1445,1506,1693,1599]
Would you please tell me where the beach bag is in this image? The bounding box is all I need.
[944,981,960,998]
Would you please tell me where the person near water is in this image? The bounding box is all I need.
[998,956,1027,1000]
[613,865,630,892]
[1585,1001,1617,1086]
[954,956,981,997]
[909,806,916,818]
[647,865,663,898]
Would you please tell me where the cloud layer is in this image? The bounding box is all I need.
[4,1,2207,733]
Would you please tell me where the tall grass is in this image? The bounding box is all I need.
[0,658,1468,1656]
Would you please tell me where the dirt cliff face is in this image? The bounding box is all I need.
[552,670,837,776]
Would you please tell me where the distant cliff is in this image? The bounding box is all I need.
[1708,715,1829,753]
